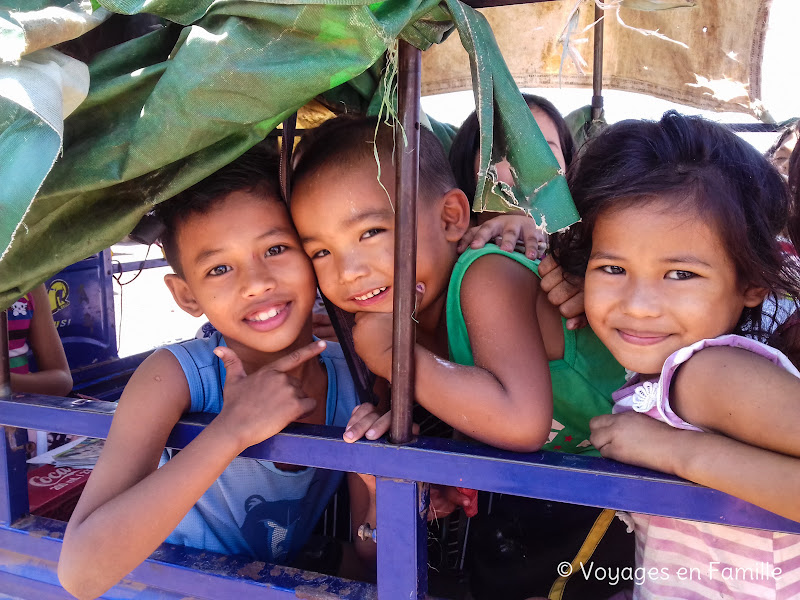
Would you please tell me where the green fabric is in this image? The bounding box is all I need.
[0,0,579,309]
[0,99,61,254]
[446,246,626,456]
[444,0,578,230]
[564,104,608,152]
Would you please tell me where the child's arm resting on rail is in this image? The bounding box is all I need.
[590,346,800,522]
[58,342,324,600]
[353,255,553,452]
[10,284,73,395]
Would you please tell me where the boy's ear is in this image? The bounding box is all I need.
[743,285,769,308]
[440,187,471,243]
[164,274,204,317]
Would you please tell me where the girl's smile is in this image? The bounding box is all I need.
[584,197,766,378]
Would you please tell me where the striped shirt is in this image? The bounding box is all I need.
[8,293,34,374]
[613,335,800,599]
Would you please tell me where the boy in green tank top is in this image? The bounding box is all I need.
[290,115,625,456]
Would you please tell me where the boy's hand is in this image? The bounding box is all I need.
[344,404,391,442]
[352,311,394,380]
[213,342,325,451]
[344,406,420,443]
[428,485,478,520]
[457,214,547,260]
[538,255,587,330]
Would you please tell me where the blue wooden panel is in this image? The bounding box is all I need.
[376,479,427,600]
[0,517,379,600]
[44,250,117,369]
[2,394,799,534]
[0,571,76,600]
[0,426,29,525]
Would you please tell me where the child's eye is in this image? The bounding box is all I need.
[208,265,231,277]
[666,270,696,280]
[312,249,330,259]
[601,265,625,275]
[361,228,384,241]
[266,245,287,257]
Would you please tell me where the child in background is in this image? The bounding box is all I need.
[449,93,575,214]
[59,148,376,600]
[8,283,73,458]
[7,283,72,396]
[552,111,800,599]
[290,115,625,456]
[766,119,799,180]
[450,94,585,330]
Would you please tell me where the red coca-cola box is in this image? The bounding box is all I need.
[27,465,91,521]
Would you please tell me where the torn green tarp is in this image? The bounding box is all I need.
[0,1,110,62]
[0,47,90,259]
[564,104,607,152]
[445,0,576,229]
[0,0,579,309]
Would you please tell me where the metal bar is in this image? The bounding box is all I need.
[0,519,379,600]
[591,1,604,121]
[376,478,428,599]
[0,571,76,600]
[111,258,170,274]
[726,122,786,133]
[0,311,9,398]
[279,112,297,203]
[391,40,422,445]
[463,0,557,6]
[2,395,799,534]
[0,313,26,526]
[320,295,378,406]
[0,426,28,525]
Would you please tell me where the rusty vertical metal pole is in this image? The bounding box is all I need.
[390,41,421,445]
[592,2,605,122]
[0,312,10,399]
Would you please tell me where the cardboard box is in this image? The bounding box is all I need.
[27,465,91,521]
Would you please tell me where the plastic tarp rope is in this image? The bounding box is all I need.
[0,0,579,309]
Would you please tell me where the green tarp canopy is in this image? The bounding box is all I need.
[0,0,578,309]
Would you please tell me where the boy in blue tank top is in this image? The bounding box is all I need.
[59,147,376,600]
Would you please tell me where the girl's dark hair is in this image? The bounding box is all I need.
[448,94,575,202]
[551,110,800,345]
[788,139,800,249]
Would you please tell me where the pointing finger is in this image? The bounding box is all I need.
[269,340,327,373]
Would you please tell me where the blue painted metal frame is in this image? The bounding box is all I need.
[2,393,800,598]
[3,394,800,533]
[44,250,117,369]
[0,516,379,600]
[0,426,28,525]
[376,479,428,599]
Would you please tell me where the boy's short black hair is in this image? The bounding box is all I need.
[155,144,281,277]
[292,115,456,204]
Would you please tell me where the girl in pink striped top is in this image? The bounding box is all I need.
[551,112,800,599]
[6,283,72,396]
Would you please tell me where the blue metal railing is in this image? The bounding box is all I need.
[2,392,800,599]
